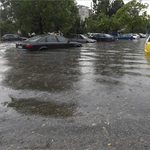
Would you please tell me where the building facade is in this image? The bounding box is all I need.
[78,5,91,21]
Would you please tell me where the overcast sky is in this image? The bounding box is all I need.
[76,0,150,14]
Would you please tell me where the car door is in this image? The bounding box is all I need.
[38,35,59,50]
[7,34,15,41]
[97,34,104,41]
[78,35,87,43]
[56,35,70,48]
[13,34,21,41]
[101,34,106,41]
[46,35,59,49]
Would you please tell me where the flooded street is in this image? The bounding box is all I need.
[0,39,150,149]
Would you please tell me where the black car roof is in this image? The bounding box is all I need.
[4,34,16,36]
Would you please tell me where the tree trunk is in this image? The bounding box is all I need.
[39,18,43,34]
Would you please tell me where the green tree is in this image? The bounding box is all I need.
[87,13,110,33]
[109,0,124,17]
[68,18,87,35]
[92,0,124,17]
[93,0,110,16]
[113,0,149,32]
[0,0,18,35]
[0,0,79,35]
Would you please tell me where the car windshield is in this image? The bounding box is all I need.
[26,36,42,42]
[81,35,88,39]
[105,34,112,37]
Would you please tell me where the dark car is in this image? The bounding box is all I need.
[116,33,133,40]
[2,34,28,41]
[90,33,115,42]
[68,34,96,43]
[16,35,82,50]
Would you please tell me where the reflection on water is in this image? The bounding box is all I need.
[3,50,81,92]
[144,53,150,63]
[8,97,77,118]
[2,39,149,94]
[1,40,149,95]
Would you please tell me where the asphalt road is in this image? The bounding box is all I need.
[0,39,150,150]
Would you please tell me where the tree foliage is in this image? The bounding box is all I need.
[87,0,150,34]
[0,0,150,36]
[0,0,79,36]
[92,0,124,17]
[113,0,149,32]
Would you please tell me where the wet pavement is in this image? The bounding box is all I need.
[0,39,150,150]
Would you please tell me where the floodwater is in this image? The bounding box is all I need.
[0,39,150,149]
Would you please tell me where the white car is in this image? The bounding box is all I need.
[139,33,146,38]
[133,34,140,40]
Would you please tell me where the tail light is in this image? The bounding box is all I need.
[26,43,32,48]
[2,36,4,39]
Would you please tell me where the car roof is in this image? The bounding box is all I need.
[4,34,16,36]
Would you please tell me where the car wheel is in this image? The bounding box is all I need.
[39,48,48,51]
[39,47,48,51]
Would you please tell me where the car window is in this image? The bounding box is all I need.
[93,34,98,38]
[57,36,68,43]
[105,34,111,37]
[7,35,14,38]
[40,37,47,42]
[14,35,19,38]
[27,36,42,42]
[47,36,58,42]
[98,34,103,38]
[81,35,88,39]
[79,35,84,39]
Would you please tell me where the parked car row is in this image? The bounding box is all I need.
[116,33,141,40]
[89,33,115,42]
[87,33,144,41]
[2,32,147,51]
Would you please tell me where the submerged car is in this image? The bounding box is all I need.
[90,33,115,42]
[16,35,82,51]
[2,34,28,41]
[132,34,140,40]
[145,36,150,53]
[139,33,146,38]
[116,33,133,40]
[68,34,96,43]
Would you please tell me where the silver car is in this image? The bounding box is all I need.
[68,34,97,43]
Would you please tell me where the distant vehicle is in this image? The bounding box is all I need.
[139,33,146,38]
[87,33,99,38]
[16,35,82,51]
[68,34,96,43]
[145,35,150,53]
[132,34,140,40]
[2,34,28,41]
[116,33,133,40]
[90,33,115,42]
